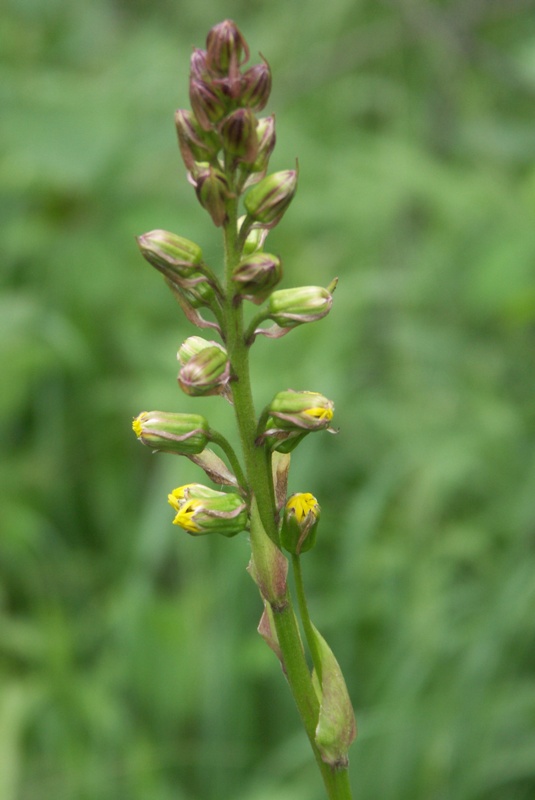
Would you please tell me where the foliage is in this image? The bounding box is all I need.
[2,1,535,798]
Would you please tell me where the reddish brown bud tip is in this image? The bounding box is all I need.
[241,57,272,112]
[220,108,258,163]
[192,164,231,227]
[206,20,249,75]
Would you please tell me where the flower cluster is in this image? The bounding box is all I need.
[131,19,356,778]
[133,20,337,545]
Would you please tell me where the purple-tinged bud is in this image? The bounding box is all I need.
[136,229,203,280]
[220,108,258,163]
[132,411,209,455]
[178,342,230,397]
[281,492,320,555]
[232,252,282,304]
[168,483,248,537]
[244,169,297,226]
[267,285,333,328]
[189,79,227,131]
[175,109,220,170]
[241,57,272,111]
[192,163,230,226]
[206,20,249,75]
[189,48,210,82]
[249,115,276,174]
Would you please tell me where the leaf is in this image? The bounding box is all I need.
[312,624,357,768]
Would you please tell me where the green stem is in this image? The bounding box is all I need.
[222,190,352,800]
[207,429,248,490]
[222,196,280,545]
[249,506,353,800]
[292,553,323,684]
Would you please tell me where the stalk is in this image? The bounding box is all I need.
[133,19,355,800]
[224,196,353,800]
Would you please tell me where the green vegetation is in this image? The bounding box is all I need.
[2,1,535,798]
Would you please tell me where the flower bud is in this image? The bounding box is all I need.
[132,411,209,455]
[269,390,334,429]
[178,341,230,397]
[257,390,335,453]
[232,252,282,304]
[206,20,249,75]
[177,335,216,365]
[189,79,227,131]
[241,58,272,111]
[192,163,230,226]
[250,115,276,174]
[267,285,333,328]
[168,483,248,537]
[239,215,268,255]
[137,229,203,280]
[175,109,220,169]
[220,108,258,163]
[280,493,320,555]
[178,274,216,309]
[244,169,297,226]
[189,48,210,83]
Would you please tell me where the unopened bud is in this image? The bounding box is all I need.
[192,163,230,226]
[168,483,248,537]
[178,341,230,397]
[220,108,258,163]
[269,390,334,430]
[281,493,320,554]
[206,19,249,75]
[132,411,209,455]
[189,48,210,83]
[175,109,220,169]
[250,115,276,174]
[244,169,297,226]
[267,285,333,328]
[257,390,335,453]
[241,58,272,111]
[239,215,268,255]
[137,229,203,280]
[232,252,282,304]
[189,79,227,131]
[177,335,215,365]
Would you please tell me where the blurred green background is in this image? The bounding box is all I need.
[2,0,535,798]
